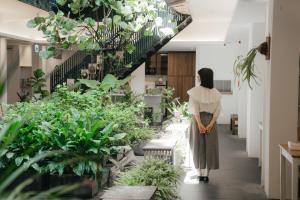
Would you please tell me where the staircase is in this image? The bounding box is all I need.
[20,0,192,92]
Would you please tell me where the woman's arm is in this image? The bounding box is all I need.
[206,102,221,133]
[188,96,206,134]
[194,114,207,134]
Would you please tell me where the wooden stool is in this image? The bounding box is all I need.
[230,114,238,135]
[230,114,238,130]
[100,186,156,200]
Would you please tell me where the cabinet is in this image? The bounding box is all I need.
[145,53,168,75]
[167,52,195,102]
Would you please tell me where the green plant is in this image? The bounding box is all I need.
[1,74,153,177]
[116,159,182,200]
[1,100,128,177]
[160,87,174,111]
[233,48,257,89]
[27,0,172,59]
[30,69,49,99]
[167,98,191,120]
[17,91,30,102]
[0,81,80,199]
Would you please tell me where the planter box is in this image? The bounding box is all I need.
[101,186,157,200]
[47,169,111,198]
[6,170,46,192]
[48,174,99,198]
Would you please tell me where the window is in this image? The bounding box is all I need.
[214,80,232,93]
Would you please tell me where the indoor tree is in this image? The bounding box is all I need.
[27,0,173,60]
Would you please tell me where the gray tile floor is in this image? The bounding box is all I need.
[179,125,267,200]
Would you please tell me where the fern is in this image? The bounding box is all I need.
[116,160,182,200]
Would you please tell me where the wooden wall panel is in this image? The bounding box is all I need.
[168,52,195,102]
[182,77,195,101]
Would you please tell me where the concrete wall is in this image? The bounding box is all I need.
[246,22,267,158]
[130,63,145,94]
[7,45,20,104]
[263,0,300,198]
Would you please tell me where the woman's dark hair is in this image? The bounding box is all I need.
[198,68,214,89]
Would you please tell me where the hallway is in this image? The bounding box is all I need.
[180,125,267,200]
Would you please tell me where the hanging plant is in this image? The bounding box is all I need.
[233,48,257,89]
[233,37,270,89]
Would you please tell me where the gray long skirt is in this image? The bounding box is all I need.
[189,112,219,170]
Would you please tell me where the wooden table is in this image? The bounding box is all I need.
[279,144,300,200]
[100,186,157,200]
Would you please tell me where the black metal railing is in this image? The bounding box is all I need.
[50,51,92,92]
[46,6,192,91]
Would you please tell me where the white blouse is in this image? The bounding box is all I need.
[187,86,222,118]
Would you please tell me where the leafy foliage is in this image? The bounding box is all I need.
[0,80,80,199]
[167,98,191,119]
[116,159,182,200]
[233,48,258,89]
[30,69,49,99]
[0,74,153,177]
[27,0,170,59]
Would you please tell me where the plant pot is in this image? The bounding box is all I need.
[132,141,148,156]
[256,41,268,56]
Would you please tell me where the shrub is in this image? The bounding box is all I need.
[116,160,182,200]
[0,83,153,177]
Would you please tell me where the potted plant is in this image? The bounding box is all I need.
[30,69,49,100]
[233,37,270,88]
[167,98,190,123]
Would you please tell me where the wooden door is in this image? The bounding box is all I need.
[168,52,195,102]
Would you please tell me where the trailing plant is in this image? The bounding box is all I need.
[233,41,269,89]
[233,48,257,89]
[116,159,182,200]
[30,69,49,99]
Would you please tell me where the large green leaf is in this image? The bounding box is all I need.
[77,79,100,89]
[109,133,127,141]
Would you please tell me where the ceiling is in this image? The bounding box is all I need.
[162,0,267,51]
[0,0,267,46]
[0,0,48,42]
[170,0,239,42]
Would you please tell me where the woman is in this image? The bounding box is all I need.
[188,68,221,183]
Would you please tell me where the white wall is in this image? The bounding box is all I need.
[246,22,267,158]
[196,38,248,124]
[263,0,300,198]
[130,63,145,94]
